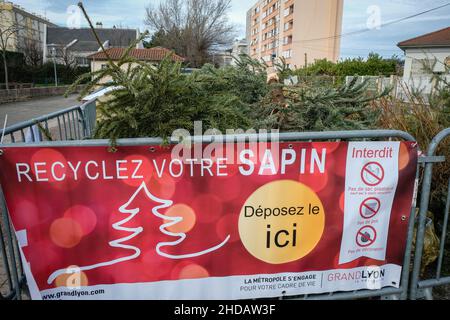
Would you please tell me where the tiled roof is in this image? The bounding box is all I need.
[398,27,450,48]
[87,47,185,62]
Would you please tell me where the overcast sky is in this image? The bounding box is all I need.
[10,0,450,59]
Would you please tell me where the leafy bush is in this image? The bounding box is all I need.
[289,53,401,83]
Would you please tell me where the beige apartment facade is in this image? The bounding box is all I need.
[0,1,55,56]
[246,0,344,68]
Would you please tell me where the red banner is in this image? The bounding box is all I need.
[0,141,417,300]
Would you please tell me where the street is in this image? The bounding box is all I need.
[0,94,81,127]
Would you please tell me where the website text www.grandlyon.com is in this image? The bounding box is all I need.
[42,288,106,300]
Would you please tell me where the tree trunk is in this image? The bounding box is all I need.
[2,52,9,91]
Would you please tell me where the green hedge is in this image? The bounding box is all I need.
[0,51,89,86]
[289,53,401,82]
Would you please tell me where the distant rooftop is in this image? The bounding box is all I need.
[398,26,450,49]
[47,27,138,52]
[88,47,185,62]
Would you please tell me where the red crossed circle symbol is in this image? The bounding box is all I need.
[356,226,377,247]
[361,162,384,186]
[359,197,381,219]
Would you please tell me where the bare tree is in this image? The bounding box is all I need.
[19,39,43,68]
[0,8,23,90]
[57,46,78,71]
[145,0,235,67]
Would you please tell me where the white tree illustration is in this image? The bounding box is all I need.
[47,182,230,285]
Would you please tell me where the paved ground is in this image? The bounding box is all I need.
[0,94,80,127]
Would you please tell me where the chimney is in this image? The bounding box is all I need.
[96,22,103,29]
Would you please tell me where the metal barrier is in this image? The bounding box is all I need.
[0,128,420,300]
[0,98,96,144]
[1,92,449,300]
[0,98,96,300]
[410,128,450,300]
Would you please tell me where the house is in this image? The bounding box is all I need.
[211,49,233,68]
[230,39,248,66]
[87,47,185,83]
[44,26,140,67]
[398,26,450,81]
[0,1,56,63]
[210,39,248,68]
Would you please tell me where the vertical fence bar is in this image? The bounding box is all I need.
[9,217,24,285]
[63,113,69,140]
[69,111,75,140]
[20,130,25,143]
[67,112,73,140]
[85,104,92,138]
[0,222,14,294]
[410,158,434,299]
[0,187,21,300]
[74,111,81,140]
[65,113,72,140]
[69,112,75,140]
[436,179,450,279]
[79,108,88,139]
[44,120,49,141]
[57,116,63,140]
[400,165,421,300]
[30,125,36,143]
[72,112,78,140]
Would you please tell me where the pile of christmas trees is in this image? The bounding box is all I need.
[69,49,385,142]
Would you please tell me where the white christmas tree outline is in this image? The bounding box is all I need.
[47,181,230,285]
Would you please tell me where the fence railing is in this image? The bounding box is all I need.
[345,75,450,102]
[410,128,450,300]
[0,98,96,144]
[0,98,96,300]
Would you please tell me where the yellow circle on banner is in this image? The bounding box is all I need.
[239,180,325,264]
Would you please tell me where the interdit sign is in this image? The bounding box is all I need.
[0,142,417,300]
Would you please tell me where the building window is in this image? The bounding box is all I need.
[284,20,293,31]
[284,5,294,17]
[283,35,293,45]
[283,49,292,58]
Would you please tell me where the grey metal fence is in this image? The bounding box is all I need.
[0,98,96,144]
[410,128,450,300]
[0,98,96,300]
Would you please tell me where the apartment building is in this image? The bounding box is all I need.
[0,1,56,56]
[246,0,344,68]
